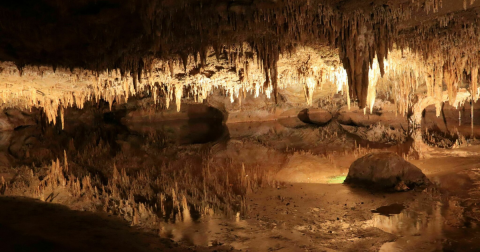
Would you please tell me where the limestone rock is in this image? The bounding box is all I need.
[344,152,430,191]
[297,108,332,125]
[4,109,37,129]
[0,109,38,132]
[0,113,14,132]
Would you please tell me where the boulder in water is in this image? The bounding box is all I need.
[344,152,430,191]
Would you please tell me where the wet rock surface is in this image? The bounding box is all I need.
[0,103,479,251]
[345,152,430,191]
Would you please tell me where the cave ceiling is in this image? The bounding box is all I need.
[0,0,479,127]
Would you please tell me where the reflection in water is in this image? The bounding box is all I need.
[423,107,480,142]
[327,175,347,184]
[373,201,477,252]
[374,202,442,237]
[159,213,248,249]
[2,105,480,251]
[124,118,228,145]
[371,204,405,216]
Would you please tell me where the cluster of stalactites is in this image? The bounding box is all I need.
[0,44,287,128]
[141,0,445,109]
[0,61,180,129]
[0,63,119,129]
[274,46,348,107]
[368,44,479,118]
[147,44,274,110]
[357,49,422,116]
[5,0,480,127]
[348,43,471,118]
[0,41,355,130]
[397,8,480,96]
[338,9,396,110]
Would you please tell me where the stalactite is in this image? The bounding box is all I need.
[1,0,480,125]
[60,106,64,130]
[175,84,183,112]
[444,64,458,105]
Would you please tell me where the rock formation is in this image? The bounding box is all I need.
[344,152,431,191]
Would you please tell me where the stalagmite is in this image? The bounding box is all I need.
[472,67,479,102]
[472,99,475,136]
[64,150,68,173]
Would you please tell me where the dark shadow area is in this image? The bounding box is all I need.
[120,103,229,145]
[186,118,229,144]
[186,104,229,144]
[0,197,181,252]
[297,109,313,124]
[186,104,224,120]
[371,204,405,216]
[277,116,311,129]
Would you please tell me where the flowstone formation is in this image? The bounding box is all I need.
[0,0,479,128]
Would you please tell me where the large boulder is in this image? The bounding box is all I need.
[344,152,430,191]
[297,108,332,125]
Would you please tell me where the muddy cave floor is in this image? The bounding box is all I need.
[0,111,480,251]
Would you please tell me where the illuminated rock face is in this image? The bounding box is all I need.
[344,152,430,191]
[0,0,479,125]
